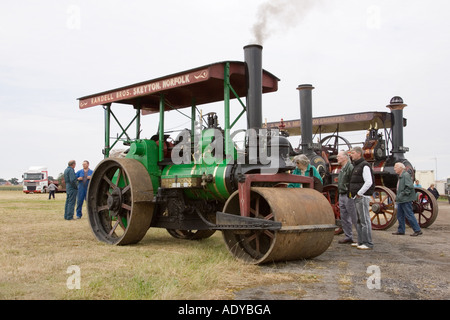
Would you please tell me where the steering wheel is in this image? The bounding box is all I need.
[320,135,352,161]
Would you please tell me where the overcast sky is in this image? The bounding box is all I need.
[1,0,449,182]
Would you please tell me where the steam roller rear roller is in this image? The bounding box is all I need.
[222,187,335,264]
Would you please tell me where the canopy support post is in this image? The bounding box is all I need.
[159,94,165,162]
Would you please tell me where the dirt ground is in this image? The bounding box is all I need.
[234,201,450,300]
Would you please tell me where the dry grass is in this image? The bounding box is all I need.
[0,190,302,300]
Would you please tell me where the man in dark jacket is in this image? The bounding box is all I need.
[349,147,375,250]
[393,162,422,236]
[337,150,357,244]
[64,160,78,220]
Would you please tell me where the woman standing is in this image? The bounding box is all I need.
[288,154,322,190]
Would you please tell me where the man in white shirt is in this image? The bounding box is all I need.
[349,147,375,250]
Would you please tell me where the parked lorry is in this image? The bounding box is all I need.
[22,166,49,194]
[22,166,66,193]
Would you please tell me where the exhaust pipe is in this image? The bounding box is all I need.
[297,84,315,156]
[386,96,407,159]
[296,84,328,181]
[244,44,263,131]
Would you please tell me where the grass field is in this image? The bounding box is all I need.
[0,185,22,191]
[0,190,296,300]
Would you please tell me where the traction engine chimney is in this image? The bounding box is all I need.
[297,84,315,157]
[386,96,408,159]
[244,44,263,131]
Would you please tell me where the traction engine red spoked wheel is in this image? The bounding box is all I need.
[322,184,343,235]
[370,186,397,230]
[410,187,439,228]
[87,158,155,245]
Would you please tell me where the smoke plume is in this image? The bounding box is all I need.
[251,0,320,45]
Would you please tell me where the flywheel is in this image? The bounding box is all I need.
[87,158,155,245]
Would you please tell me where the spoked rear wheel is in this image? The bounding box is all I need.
[370,186,397,230]
[87,158,155,245]
[410,187,438,228]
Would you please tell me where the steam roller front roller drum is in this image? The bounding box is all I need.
[87,158,155,245]
[222,187,335,264]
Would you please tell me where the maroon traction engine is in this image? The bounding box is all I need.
[265,87,438,232]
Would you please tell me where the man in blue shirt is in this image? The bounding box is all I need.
[64,160,78,220]
[75,160,93,219]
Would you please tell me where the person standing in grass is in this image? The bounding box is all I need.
[64,160,78,220]
[75,160,93,219]
[48,180,58,200]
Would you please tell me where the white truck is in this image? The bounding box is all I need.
[22,166,49,194]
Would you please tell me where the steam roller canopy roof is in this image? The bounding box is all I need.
[77,61,280,114]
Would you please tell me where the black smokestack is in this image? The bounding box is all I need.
[387,96,407,159]
[297,84,315,156]
[244,44,263,131]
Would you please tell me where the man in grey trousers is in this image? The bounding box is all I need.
[349,147,375,250]
[336,150,357,244]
